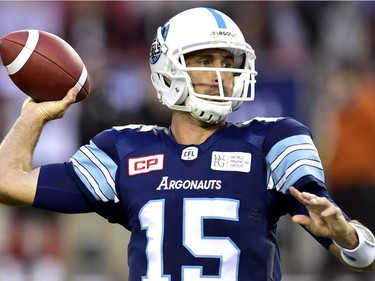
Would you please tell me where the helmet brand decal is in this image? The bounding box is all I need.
[210,30,237,38]
[149,22,170,64]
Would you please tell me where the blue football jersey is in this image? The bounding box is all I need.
[68,117,326,281]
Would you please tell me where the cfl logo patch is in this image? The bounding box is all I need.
[181,147,198,160]
[128,154,164,176]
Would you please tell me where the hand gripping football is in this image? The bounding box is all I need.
[0,29,90,102]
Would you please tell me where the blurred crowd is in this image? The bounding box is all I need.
[1,1,375,281]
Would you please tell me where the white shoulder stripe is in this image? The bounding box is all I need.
[70,157,109,202]
[80,146,118,199]
[5,29,39,75]
[274,159,323,191]
[270,143,317,171]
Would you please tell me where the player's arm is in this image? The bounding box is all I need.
[0,87,78,206]
[290,186,375,271]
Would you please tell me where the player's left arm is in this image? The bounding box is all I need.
[290,186,375,271]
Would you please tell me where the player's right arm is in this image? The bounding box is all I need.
[0,88,78,206]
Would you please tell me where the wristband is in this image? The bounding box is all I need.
[334,223,375,268]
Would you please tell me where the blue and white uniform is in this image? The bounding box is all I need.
[34,117,344,281]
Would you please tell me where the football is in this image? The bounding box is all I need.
[0,29,90,102]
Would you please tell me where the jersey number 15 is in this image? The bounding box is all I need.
[139,198,241,281]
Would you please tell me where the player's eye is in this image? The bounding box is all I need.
[198,58,212,66]
[222,60,234,68]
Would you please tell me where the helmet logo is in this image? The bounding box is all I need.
[149,22,170,64]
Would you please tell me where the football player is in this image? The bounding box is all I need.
[0,7,374,281]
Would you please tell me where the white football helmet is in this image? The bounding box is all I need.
[149,7,257,124]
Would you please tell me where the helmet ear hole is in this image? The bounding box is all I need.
[163,77,171,87]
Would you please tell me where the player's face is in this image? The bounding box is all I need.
[184,49,235,98]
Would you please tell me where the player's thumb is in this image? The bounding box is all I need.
[37,87,79,121]
[292,214,311,227]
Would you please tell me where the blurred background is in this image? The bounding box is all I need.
[1,1,375,281]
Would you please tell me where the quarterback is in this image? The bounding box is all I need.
[0,7,374,281]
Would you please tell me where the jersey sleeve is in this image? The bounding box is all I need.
[34,163,94,213]
[69,129,120,204]
[263,118,325,193]
[34,128,122,214]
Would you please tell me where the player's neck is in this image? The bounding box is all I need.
[170,111,224,145]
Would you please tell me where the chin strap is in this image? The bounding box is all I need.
[185,95,232,124]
